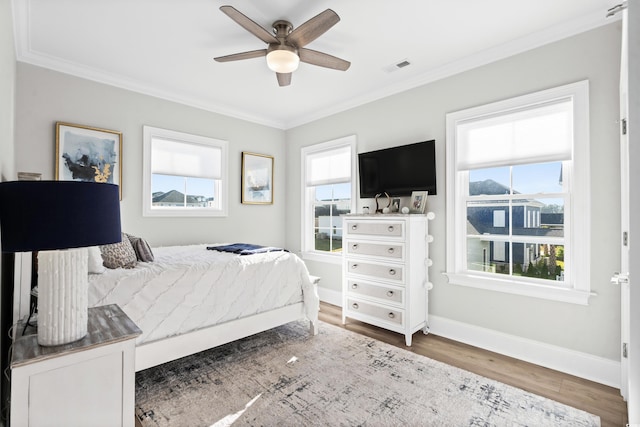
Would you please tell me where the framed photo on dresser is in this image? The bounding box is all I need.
[410,191,427,214]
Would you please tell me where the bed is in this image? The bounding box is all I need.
[86,243,319,371]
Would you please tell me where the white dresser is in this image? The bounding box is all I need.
[342,213,434,346]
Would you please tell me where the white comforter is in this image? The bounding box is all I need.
[88,244,318,345]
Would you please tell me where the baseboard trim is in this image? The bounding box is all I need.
[428,314,620,388]
[318,287,342,307]
[318,291,620,388]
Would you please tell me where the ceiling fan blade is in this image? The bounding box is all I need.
[219,5,279,45]
[299,48,350,71]
[277,72,292,87]
[214,49,267,62]
[287,9,340,48]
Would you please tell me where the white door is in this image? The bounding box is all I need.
[628,1,640,419]
[613,2,640,421]
[615,4,630,401]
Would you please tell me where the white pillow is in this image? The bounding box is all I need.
[87,246,106,274]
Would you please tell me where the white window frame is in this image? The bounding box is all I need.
[445,81,591,305]
[143,126,228,217]
[301,135,357,264]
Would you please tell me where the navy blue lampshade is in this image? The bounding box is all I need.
[0,181,122,253]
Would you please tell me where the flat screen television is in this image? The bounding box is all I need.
[358,140,437,198]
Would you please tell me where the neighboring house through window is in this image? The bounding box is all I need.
[143,126,228,217]
[445,81,590,304]
[301,135,356,263]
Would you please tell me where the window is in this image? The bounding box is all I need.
[143,126,228,217]
[445,81,591,304]
[301,136,356,263]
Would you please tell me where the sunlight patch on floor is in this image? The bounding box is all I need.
[210,394,262,427]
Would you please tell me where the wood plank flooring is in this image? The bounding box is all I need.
[135,302,628,427]
[319,302,628,427]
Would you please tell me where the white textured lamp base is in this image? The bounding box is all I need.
[37,248,89,346]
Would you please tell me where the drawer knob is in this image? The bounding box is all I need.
[387,225,394,232]
[388,312,395,319]
[351,224,358,230]
[352,283,358,289]
[352,303,359,310]
[352,244,359,250]
[388,268,396,276]
[386,290,394,297]
[388,247,395,254]
[351,264,358,269]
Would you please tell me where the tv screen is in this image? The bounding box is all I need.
[358,140,437,198]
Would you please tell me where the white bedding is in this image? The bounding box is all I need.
[88,244,318,345]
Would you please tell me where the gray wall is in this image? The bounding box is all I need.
[285,23,622,360]
[13,22,622,361]
[0,0,15,181]
[15,63,286,248]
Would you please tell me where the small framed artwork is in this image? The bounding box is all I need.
[410,191,428,214]
[55,122,123,199]
[242,152,274,204]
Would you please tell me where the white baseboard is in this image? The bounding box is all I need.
[318,287,342,307]
[318,291,620,388]
[429,314,620,388]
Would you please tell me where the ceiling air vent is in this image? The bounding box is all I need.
[383,58,411,73]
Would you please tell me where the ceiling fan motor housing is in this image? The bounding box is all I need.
[267,21,299,73]
[266,44,299,73]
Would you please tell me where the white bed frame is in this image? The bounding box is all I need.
[13,253,320,371]
[136,301,318,371]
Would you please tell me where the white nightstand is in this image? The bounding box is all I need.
[10,304,141,427]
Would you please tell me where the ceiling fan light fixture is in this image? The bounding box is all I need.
[266,48,299,73]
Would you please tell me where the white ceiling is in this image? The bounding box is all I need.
[12,0,619,129]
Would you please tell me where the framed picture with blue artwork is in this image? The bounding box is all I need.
[55,122,123,199]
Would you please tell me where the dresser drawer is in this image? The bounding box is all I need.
[346,260,404,283]
[345,221,404,238]
[345,241,404,260]
[346,298,403,326]
[347,280,403,305]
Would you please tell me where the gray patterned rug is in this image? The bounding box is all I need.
[135,321,599,427]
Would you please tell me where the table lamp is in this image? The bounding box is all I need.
[0,181,121,346]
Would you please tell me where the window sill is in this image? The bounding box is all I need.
[143,208,227,218]
[444,272,594,305]
[301,251,342,265]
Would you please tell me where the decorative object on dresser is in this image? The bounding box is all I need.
[11,304,141,427]
[241,152,274,204]
[342,212,435,346]
[374,191,391,213]
[0,181,122,346]
[56,122,123,199]
[410,190,428,214]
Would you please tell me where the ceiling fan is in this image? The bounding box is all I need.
[214,5,351,87]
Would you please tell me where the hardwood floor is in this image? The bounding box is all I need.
[319,302,628,427]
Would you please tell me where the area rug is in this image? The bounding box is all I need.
[135,321,600,427]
